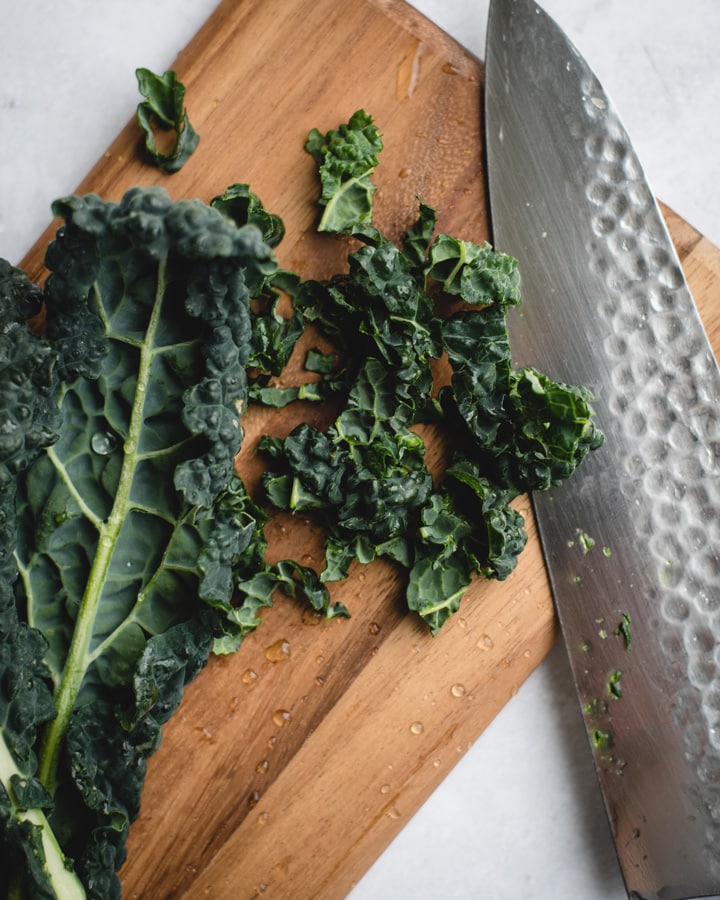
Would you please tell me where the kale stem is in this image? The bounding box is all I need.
[1,735,87,898]
[37,260,167,791]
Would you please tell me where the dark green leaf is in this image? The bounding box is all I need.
[402,200,437,272]
[2,186,278,895]
[135,68,199,174]
[211,183,285,247]
[406,553,471,636]
[306,109,383,233]
[428,235,521,306]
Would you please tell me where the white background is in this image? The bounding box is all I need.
[2,2,718,898]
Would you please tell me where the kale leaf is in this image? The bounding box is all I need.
[305,109,383,233]
[212,184,305,392]
[0,260,69,900]
[260,360,433,583]
[135,68,199,173]
[0,186,281,897]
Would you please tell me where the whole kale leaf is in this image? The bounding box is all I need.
[0,186,282,898]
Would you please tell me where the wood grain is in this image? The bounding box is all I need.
[18,0,719,897]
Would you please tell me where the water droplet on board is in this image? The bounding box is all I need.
[242,668,258,685]
[302,608,323,626]
[477,634,494,650]
[368,621,381,635]
[450,683,466,698]
[256,759,270,775]
[380,783,391,795]
[91,431,118,455]
[272,709,292,728]
[409,721,424,735]
[248,790,261,809]
[257,811,270,826]
[264,639,291,662]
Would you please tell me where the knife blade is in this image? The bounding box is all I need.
[484,2,720,898]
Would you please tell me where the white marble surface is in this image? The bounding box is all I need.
[1,2,718,898]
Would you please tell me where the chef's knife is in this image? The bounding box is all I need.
[484,2,720,899]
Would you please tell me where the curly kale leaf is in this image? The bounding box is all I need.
[305,109,383,233]
[2,186,278,897]
[0,262,83,898]
[0,591,69,900]
[211,185,304,386]
[427,234,521,306]
[296,229,441,423]
[402,200,437,274]
[407,463,527,634]
[440,305,603,493]
[0,260,60,475]
[135,68,199,174]
[504,367,605,490]
[235,559,351,628]
[211,183,285,248]
[260,356,433,582]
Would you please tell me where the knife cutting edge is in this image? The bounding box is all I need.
[484,2,720,898]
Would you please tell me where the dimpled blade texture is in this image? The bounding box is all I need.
[485,1,720,898]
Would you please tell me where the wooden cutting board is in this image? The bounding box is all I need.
[20,0,720,896]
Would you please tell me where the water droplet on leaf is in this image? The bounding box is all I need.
[91,430,118,455]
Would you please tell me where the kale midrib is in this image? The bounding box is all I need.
[36,260,168,791]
